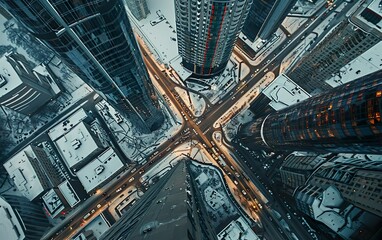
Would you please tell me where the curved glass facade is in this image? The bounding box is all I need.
[239,70,382,153]
[1,0,163,132]
[1,195,51,240]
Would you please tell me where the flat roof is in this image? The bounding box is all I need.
[127,0,178,65]
[262,74,311,111]
[0,54,23,98]
[217,217,260,240]
[42,189,65,218]
[3,146,45,201]
[0,197,25,240]
[359,0,382,33]
[58,180,81,208]
[55,121,102,169]
[48,108,89,141]
[76,148,124,193]
[169,55,193,80]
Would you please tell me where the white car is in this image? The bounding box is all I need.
[129,177,135,183]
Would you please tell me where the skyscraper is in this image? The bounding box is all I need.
[242,0,297,42]
[100,161,217,240]
[126,0,150,20]
[175,0,252,77]
[0,53,55,115]
[0,0,163,133]
[287,0,382,94]
[0,195,52,240]
[238,70,382,154]
[294,157,382,239]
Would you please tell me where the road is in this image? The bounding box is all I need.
[41,1,356,239]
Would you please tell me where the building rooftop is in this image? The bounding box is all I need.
[42,189,65,218]
[76,148,124,193]
[0,196,25,240]
[55,121,103,169]
[58,180,81,208]
[358,0,382,33]
[0,53,24,97]
[262,74,311,111]
[126,0,178,65]
[3,146,46,201]
[48,108,90,141]
[217,217,260,240]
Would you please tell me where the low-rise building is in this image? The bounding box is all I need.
[249,74,310,116]
[58,180,86,208]
[48,108,92,142]
[0,53,56,115]
[3,145,61,201]
[55,122,104,171]
[42,189,66,218]
[76,148,124,193]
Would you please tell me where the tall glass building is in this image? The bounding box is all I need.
[287,0,382,94]
[175,0,252,77]
[238,70,382,154]
[0,0,163,133]
[242,0,296,41]
[0,195,51,240]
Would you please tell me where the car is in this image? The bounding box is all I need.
[116,187,122,193]
[96,204,102,208]
[129,177,135,183]
[139,169,145,174]
[131,168,137,173]
[287,213,291,219]
[233,180,238,185]
[241,190,247,195]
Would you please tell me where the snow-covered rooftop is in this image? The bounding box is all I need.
[262,74,311,111]
[0,54,24,97]
[3,146,46,201]
[33,64,61,95]
[359,0,382,32]
[48,108,89,141]
[217,217,260,240]
[76,148,124,193]
[55,121,103,169]
[126,0,178,64]
[42,189,65,218]
[0,196,25,240]
[169,55,193,80]
[58,180,81,208]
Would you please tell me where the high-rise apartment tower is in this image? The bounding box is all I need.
[287,0,382,94]
[175,0,252,77]
[0,0,163,132]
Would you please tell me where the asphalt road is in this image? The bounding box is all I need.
[40,1,357,239]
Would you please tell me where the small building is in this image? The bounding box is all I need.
[42,189,66,218]
[3,145,61,201]
[0,53,56,115]
[76,148,124,193]
[58,180,87,208]
[55,121,104,171]
[249,74,310,116]
[48,108,92,142]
